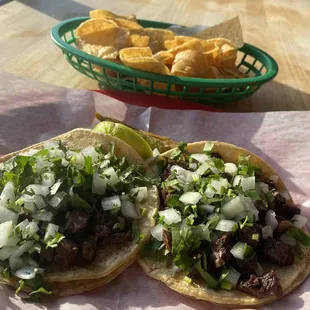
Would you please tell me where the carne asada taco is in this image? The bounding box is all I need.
[0,129,159,298]
[138,141,310,308]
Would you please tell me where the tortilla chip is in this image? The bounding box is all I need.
[195,16,244,49]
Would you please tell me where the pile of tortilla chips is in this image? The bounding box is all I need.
[75,9,247,88]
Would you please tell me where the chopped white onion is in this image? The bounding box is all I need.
[9,256,24,270]
[0,181,15,204]
[49,191,66,208]
[189,163,197,170]
[15,266,38,280]
[199,204,215,213]
[196,162,211,176]
[179,192,202,205]
[42,172,56,187]
[205,187,215,198]
[6,236,20,247]
[11,240,35,258]
[22,221,39,239]
[280,234,297,246]
[48,147,65,159]
[216,219,237,232]
[101,195,121,211]
[0,221,13,248]
[82,146,100,163]
[291,214,307,229]
[190,153,210,163]
[131,187,148,202]
[61,158,69,167]
[224,163,238,175]
[170,165,194,184]
[26,184,49,196]
[103,167,120,186]
[258,182,269,194]
[230,242,246,260]
[265,210,278,230]
[121,200,139,219]
[151,224,164,241]
[43,141,58,150]
[33,195,46,209]
[44,223,59,241]
[221,196,245,219]
[280,190,291,201]
[239,195,259,219]
[233,175,255,191]
[262,225,273,239]
[226,267,241,287]
[255,262,264,276]
[33,212,53,223]
[0,206,18,225]
[209,178,230,194]
[35,158,52,172]
[158,209,182,225]
[92,173,107,195]
[269,175,279,183]
[152,148,160,157]
[15,219,29,233]
[0,246,18,260]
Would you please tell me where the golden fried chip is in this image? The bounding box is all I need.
[153,51,175,65]
[143,28,174,53]
[164,36,195,50]
[90,9,137,21]
[113,18,143,30]
[171,50,216,78]
[202,47,219,65]
[119,47,153,59]
[119,47,170,75]
[195,16,244,48]
[169,38,203,55]
[76,39,119,60]
[76,19,130,49]
[130,34,150,47]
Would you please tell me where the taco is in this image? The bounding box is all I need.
[138,141,310,308]
[0,129,159,298]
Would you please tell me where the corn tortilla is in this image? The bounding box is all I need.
[0,129,159,294]
[138,141,310,308]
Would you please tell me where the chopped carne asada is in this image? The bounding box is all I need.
[148,142,310,298]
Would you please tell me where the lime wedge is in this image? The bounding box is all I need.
[93,121,153,159]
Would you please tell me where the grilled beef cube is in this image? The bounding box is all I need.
[40,247,54,264]
[238,270,283,298]
[64,210,90,234]
[162,230,172,252]
[210,233,232,268]
[274,203,301,220]
[215,232,233,248]
[54,240,79,268]
[238,226,261,247]
[263,237,294,266]
[233,258,258,278]
[82,238,97,262]
[210,247,231,268]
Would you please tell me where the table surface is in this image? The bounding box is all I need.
[0,0,309,112]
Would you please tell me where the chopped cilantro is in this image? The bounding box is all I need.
[46,232,65,248]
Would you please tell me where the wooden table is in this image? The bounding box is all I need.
[0,0,309,112]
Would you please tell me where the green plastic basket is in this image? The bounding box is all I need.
[51,17,278,105]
